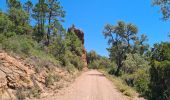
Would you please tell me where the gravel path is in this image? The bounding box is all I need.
[43,70,129,100]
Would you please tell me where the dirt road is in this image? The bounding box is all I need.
[43,70,130,100]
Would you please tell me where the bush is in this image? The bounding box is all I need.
[108,66,116,75]
[45,74,55,87]
[66,63,76,74]
[5,32,16,38]
[121,53,150,96]
[66,32,83,56]
[60,50,84,71]
[70,56,84,70]
[1,35,35,56]
[45,74,61,87]
[148,42,170,100]
[122,53,149,74]
[100,70,135,97]
[48,36,67,60]
[149,60,170,100]
[88,60,100,69]
[20,41,32,55]
[133,69,149,96]
[0,13,15,36]
[121,72,149,96]
[30,86,41,98]
[35,65,43,73]
[87,52,116,70]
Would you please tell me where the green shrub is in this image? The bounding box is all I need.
[121,53,150,96]
[45,74,55,87]
[149,60,170,100]
[2,37,19,52]
[70,56,83,70]
[108,66,116,75]
[121,69,149,96]
[31,49,61,67]
[35,65,43,73]
[48,36,67,60]
[30,86,41,98]
[0,13,15,36]
[5,32,16,38]
[134,69,149,96]
[1,35,38,56]
[45,74,61,87]
[66,32,83,56]
[88,60,100,69]
[60,50,84,71]
[66,63,76,74]
[20,41,32,55]
[100,70,135,97]
[148,42,170,100]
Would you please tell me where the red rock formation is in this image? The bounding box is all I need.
[68,25,88,69]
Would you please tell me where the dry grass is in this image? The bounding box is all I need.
[99,69,136,98]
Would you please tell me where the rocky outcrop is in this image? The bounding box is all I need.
[0,52,34,90]
[0,52,35,99]
[0,51,77,99]
[68,25,88,69]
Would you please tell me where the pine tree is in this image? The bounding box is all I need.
[46,0,65,44]
[32,0,48,42]
[24,0,33,15]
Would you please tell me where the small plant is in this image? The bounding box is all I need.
[30,85,41,98]
[45,74,61,87]
[66,63,76,74]
[20,76,30,84]
[20,41,32,55]
[99,70,135,97]
[16,88,26,100]
[70,56,83,70]
[35,65,42,73]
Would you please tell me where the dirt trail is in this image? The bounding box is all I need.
[42,70,131,100]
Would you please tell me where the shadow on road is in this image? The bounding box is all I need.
[87,73,105,77]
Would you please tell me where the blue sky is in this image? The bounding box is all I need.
[0,0,170,56]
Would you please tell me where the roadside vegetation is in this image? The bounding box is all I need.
[87,5,170,99]
[0,0,84,99]
[0,0,84,72]
[87,38,169,100]
[99,69,136,97]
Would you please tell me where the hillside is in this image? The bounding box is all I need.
[0,51,79,100]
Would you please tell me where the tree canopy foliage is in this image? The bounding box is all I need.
[103,20,169,99]
[0,0,84,72]
[149,42,170,100]
[103,21,148,76]
[152,0,170,20]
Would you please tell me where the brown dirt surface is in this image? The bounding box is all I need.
[42,70,136,100]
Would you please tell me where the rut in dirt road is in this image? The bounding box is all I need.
[43,70,129,100]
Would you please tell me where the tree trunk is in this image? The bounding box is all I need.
[47,11,52,45]
[115,52,123,76]
[115,66,121,76]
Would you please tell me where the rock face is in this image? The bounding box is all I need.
[0,51,76,99]
[0,52,35,99]
[0,52,34,90]
[68,25,88,69]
